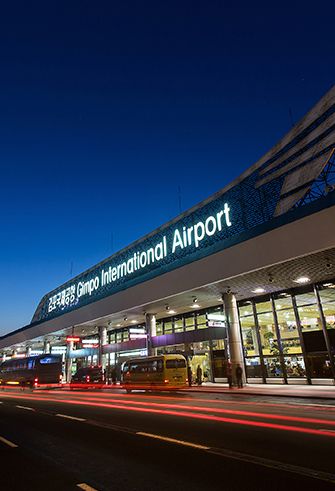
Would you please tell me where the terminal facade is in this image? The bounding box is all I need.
[1,85,335,386]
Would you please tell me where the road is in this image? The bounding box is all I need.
[1,387,335,490]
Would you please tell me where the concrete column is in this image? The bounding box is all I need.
[65,341,73,382]
[223,292,246,386]
[43,340,51,354]
[145,313,157,356]
[98,326,107,369]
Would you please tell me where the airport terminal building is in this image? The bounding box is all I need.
[1,85,335,386]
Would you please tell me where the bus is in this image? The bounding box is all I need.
[0,354,63,388]
[121,354,188,392]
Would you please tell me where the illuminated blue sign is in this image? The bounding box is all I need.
[33,171,283,323]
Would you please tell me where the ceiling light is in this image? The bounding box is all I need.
[116,324,121,327]
[193,297,198,303]
[252,288,265,294]
[131,320,138,324]
[167,309,175,314]
[191,303,200,309]
[294,276,310,284]
[123,316,128,321]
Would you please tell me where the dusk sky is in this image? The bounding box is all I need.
[0,1,334,335]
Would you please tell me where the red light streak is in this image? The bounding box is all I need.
[1,392,335,438]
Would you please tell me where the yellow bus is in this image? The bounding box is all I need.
[121,354,188,392]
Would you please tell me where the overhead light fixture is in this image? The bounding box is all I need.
[252,288,265,294]
[123,316,128,321]
[193,297,198,303]
[165,304,175,314]
[294,276,310,284]
[131,320,138,324]
[116,324,121,327]
[191,303,200,309]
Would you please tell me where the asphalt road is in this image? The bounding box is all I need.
[1,387,335,490]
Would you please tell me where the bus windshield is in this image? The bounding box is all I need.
[166,358,187,369]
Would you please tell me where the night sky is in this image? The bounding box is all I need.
[0,1,334,335]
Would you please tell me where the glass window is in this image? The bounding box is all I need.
[184,314,195,331]
[284,356,306,377]
[123,331,129,342]
[295,291,317,307]
[240,316,259,356]
[321,303,335,329]
[264,357,283,377]
[109,332,116,344]
[297,304,322,332]
[196,313,207,329]
[166,358,186,369]
[239,303,253,317]
[258,311,279,356]
[255,300,272,314]
[275,298,302,354]
[164,319,173,334]
[156,321,163,336]
[174,316,184,333]
[245,357,262,378]
[318,285,335,330]
[306,354,333,378]
[116,332,122,343]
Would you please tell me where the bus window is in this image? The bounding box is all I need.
[39,356,59,364]
[166,359,186,369]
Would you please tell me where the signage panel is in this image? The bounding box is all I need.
[33,170,283,323]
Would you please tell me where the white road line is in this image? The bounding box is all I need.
[136,432,210,450]
[56,413,86,422]
[0,436,18,448]
[16,405,35,411]
[77,483,99,491]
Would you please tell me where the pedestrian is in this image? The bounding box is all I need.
[196,364,202,386]
[111,365,117,385]
[235,364,243,388]
[227,361,233,389]
[187,365,192,386]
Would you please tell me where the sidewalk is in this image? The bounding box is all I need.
[184,382,335,400]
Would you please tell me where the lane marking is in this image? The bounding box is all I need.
[56,413,86,422]
[16,405,35,411]
[136,432,210,450]
[0,436,18,448]
[77,483,99,491]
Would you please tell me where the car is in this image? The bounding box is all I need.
[70,366,105,388]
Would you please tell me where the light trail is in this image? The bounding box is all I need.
[47,388,335,412]
[1,392,335,438]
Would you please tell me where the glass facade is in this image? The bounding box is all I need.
[238,281,335,383]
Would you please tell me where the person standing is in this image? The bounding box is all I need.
[196,364,202,386]
[236,364,243,388]
[187,365,193,387]
[227,361,233,389]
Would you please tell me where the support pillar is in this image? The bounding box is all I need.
[26,346,32,357]
[65,341,73,382]
[145,313,157,356]
[43,340,51,354]
[98,326,107,370]
[223,292,246,386]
